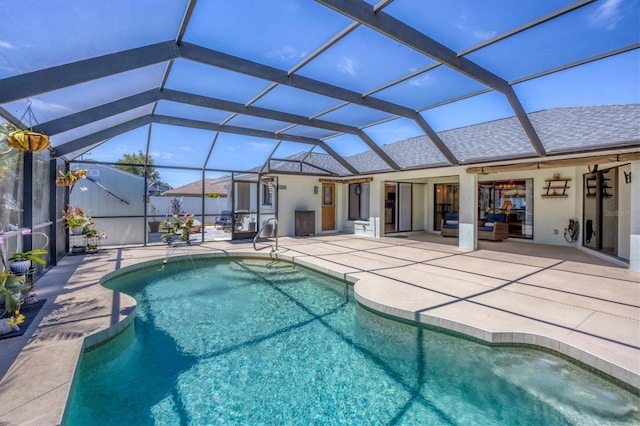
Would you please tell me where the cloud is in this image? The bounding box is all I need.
[150,151,174,161]
[455,14,496,43]
[0,40,15,49]
[267,45,306,63]
[409,74,433,87]
[337,56,357,76]
[590,0,624,30]
[25,98,72,116]
[471,29,497,41]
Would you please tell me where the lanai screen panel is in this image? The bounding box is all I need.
[363,117,449,168]
[76,126,151,165]
[374,65,488,111]
[0,0,186,76]
[226,115,295,134]
[53,106,154,156]
[384,0,577,52]
[251,85,342,118]
[165,60,273,103]
[297,25,436,94]
[148,124,217,169]
[515,51,640,112]
[325,134,390,173]
[0,0,637,177]
[207,133,278,172]
[1,63,165,128]
[184,1,351,70]
[154,101,234,125]
[466,0,640,81]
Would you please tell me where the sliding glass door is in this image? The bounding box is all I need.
[479,179,533,239]
[583,168,618,255]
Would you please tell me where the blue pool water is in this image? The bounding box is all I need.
[64,258,639,425]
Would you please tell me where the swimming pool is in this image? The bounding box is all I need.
[64,257,639,425]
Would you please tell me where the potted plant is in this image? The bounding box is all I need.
[84,226,107,254]
[63,205,92,234]
[148,203,160,233]
[55,169,88,186]
[0,123,50,152]
[8,249,47,274]
[0,271,25,333]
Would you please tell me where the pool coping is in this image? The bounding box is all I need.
[0,239,637,424]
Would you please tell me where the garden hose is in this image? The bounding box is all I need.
[564,219,579,243]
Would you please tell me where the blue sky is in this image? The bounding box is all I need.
[0,0,638,187]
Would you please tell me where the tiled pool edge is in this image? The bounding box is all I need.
[352,283,640,392]
[1,247,635,426]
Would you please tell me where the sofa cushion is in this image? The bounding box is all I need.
[486,213,506,223]
[478,226,494,232]
[442,223,459,229]
[444,212,459,221]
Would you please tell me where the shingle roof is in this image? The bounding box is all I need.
[292,104,640,175]
[206,104,639,180]
[163,180,228,196]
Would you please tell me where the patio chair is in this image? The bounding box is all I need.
[478,213,508,241]
[215,210,233,229]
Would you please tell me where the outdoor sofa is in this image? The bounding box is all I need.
[440,212,508,241]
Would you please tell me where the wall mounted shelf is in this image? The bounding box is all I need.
[542,178,570,197]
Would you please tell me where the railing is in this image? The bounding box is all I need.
[253,218,278,252]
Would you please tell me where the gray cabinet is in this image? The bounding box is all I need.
[295,210,315,236]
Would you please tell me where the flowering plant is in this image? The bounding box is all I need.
[0,271,25,327]
[85,227,108,240]
[62,205,93,229]
[162,212,195,242]
[9,227,48,262]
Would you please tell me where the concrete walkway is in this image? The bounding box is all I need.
[0,234,638,424]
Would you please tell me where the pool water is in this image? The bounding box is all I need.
[64,258,639,425]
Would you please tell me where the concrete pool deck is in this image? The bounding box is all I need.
[0,233,638,424]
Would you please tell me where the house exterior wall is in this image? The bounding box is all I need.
[271,159,635,267]
[67,160,633,267]
[276,175,324,237]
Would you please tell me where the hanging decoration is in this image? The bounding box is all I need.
[55,169,88,186]
[0,101,50,152]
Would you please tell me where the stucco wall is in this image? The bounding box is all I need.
[268,160,633,264]
[276,175,324,237]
